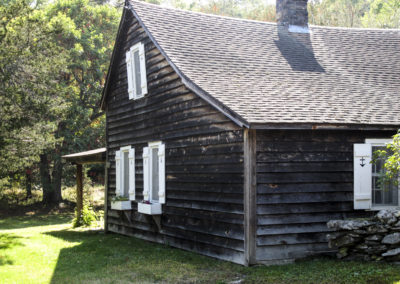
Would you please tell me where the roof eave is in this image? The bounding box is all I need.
[249,122,400,131]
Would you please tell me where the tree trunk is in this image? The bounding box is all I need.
[25,168,32,199]
[44,121,66,204]
[40,154,54,204]
[40,120,66,205]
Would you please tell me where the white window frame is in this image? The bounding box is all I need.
[366,139,399,210]
[126,42,148,100]
[354,138,399,210]
[115,146,135,200]
[142,141,166,204]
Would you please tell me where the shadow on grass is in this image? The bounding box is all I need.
[0,214,73,230]
[43,228,400,284]
[45,229,240,283]
[0,233,24,266]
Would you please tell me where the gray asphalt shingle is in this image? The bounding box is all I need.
[128,0,400,126]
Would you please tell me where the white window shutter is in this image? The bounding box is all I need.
[115,150,121,196]
[139,43,148,96]
[126,51,134,100]
[128,148,135,201]
[354,144,372,209]
[142,147,150,201]
[158,144,166,204]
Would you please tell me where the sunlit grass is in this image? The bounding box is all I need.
[0,214,400,283]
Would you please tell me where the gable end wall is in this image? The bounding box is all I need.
[105,11,245,264]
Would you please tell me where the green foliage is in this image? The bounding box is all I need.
[37,0,119,203]
[362,0,400,28]
[0,0,119,202]
[308,0,371,27]
[72,204,97,227]
[373,131,400,185]
[0,178,43,207]
[111,196,129,201]
[86,164,105,184]
[309,0,400,28]
[166,0,276,22]
[0,0,70,177]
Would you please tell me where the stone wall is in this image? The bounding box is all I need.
[327,210,400,261]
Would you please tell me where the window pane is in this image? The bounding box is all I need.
[372,146,398,206]
[373,189,382,204]
[134,50,142,96]
[151,148,159,202]
[123,151,129,198]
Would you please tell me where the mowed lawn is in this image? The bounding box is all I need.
[1,215,400,284]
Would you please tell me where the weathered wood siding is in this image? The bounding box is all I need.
[105,12,244,264]
[255,129,395,263]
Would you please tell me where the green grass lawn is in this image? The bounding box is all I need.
[1,214,400,284]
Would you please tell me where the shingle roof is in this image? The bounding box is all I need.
[127,0,400,127]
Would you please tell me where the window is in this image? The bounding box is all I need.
[126,42,147,100]
[142,142,165,204]
[115,146,135,200]
[354,139,399,210]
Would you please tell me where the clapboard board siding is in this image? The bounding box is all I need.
[105,12,244,264]
[255,129,395,263]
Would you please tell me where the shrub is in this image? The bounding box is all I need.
[373,131,400,185]
[72,204,98,228]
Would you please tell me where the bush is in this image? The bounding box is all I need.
[72,204,98,228]
[373,131,400,184]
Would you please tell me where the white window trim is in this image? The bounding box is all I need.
[354,138,400,211]
[115,146,135,201]
[126,42,148,100]
[142,141,166,204]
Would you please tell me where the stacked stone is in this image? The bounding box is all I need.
[327,209,400,262]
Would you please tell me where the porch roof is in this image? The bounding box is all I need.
[62,148,106,164]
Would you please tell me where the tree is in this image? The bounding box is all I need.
[308,0,371,27]
[0,0,71,179]
[180,0,276,22]
[38,0,119,204]
[362,0,400,28]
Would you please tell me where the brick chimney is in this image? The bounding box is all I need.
[276,0,309,32]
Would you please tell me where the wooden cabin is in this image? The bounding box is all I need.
[100,0,400,265]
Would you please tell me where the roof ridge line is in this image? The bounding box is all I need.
[129,0,277,26]
[129,0,400,32]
